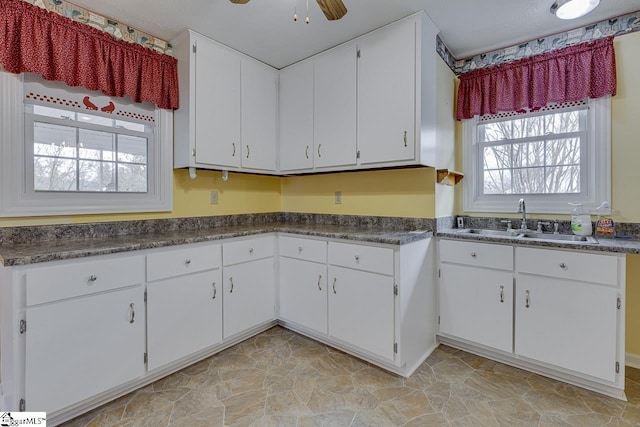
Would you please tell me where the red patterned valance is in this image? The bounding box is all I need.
[0,0,179,109]
[456,37,616,120]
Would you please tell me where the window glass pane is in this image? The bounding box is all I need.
[479,121,510,142]
[116,120,146,132]
[77,113,114,127]
[34,157,76,191]
[483,145,511,170]
[512,168,545,194]
[79,161,115,192]
[484,170,512,194]
[118,135,148,164]
[34,105,75,120]
[34,122,77,158]
[545,111,580,134]
[118,164,147,192]
[79,129,115,161]
[546,138,580,166]
[546,166,580,193]
[513,141,544,167]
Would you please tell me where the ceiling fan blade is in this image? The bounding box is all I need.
[316,0,347,20]
[229,0,251,4]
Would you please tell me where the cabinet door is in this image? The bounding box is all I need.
[439,264,513,353]
[515,275,619,382]
[357,19,416,165]
[147,269,222,371]
[279,62,314,171]
[314,44,357,168]
[328,266,394,361]
[25,287,144,413]
[194,35,241,168]
[241,60,277,171]
[223,257,275,338]
[279,257,327,335]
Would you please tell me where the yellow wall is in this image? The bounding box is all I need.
[281,168,436,218]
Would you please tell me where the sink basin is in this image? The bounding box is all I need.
[518,232,598,244]
[458,228,521,237]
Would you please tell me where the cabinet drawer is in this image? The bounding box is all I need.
[440,239,513,271]
[223,235,275,266]
[328,242,393,276]
[147,243,221,282]
[516,247,619,286]
[279,235,327,263]
[26,255,145,306]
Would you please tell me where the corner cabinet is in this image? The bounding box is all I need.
[172,30,277,173]
[438,239,626,399]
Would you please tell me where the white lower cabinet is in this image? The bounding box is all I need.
[279,257,327,335]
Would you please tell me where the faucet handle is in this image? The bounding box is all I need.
[553,219,560,235]
[500,219,513,231]
[537,221,551,233]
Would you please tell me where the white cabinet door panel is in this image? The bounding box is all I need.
[147,270,222,371]
[515,275,618,382]
[279,257,327,334]
[439,263,513,353]
[25,287,144,413]
[328,266,394,361]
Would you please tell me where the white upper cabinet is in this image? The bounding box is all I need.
[172,30,277,173]
[279,61,314,172]
[241,60,277,171]
[314,43,357,169]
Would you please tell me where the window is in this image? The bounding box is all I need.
[463,98,610,214]
[0,72,172,217]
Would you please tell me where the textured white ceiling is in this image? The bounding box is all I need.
[69,0,640,68]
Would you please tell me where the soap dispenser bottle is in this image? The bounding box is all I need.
[569,203,592,236]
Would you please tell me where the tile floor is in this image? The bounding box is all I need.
[62,326,640,426]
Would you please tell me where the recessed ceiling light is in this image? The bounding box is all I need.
[550,0,600,20]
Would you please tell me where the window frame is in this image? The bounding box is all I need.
[0,71,173,217]
[462,97,611,214]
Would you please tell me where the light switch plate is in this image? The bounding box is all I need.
[335,191,342,205]
[210,191,219,204]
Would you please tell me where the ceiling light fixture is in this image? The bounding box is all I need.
[550,0,600,20]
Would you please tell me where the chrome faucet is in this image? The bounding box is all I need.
[518,198,528,230]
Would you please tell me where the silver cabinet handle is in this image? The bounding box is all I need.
[129,303,135,324]
[525,290,530,308]
[298,246,303,254]
[471,252,477,258]
[355,255,360,263]
[305,145,309,159]
[249,248,254,255]
[232,142,236,157]
[559,262,567,269]
[332,278,337,294]
[317,274,322,291]
[246,145,250,158]
[318,144,322,158]
[89,275,97,282]
[212,282,217,299]
[229,277,234,293]
[403,130,407,147]
[185,259,191,265]
[500,285,504,303]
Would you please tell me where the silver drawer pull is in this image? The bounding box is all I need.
[89,275,97,282]
[317,275,322,291]
[229,277,234,293]
[185,259,191,265]
[525,290,530,308]
[298,246,303,253]
[212,282,217,299]
[246,145,250,158]
[332,278,337,294]
[305,145,309,159]
[403,130,407,147]
[249,248,254,255]
[355,255,360,263]
[232,142,236,157]
[559,262,567,269]
[500,285,504,303]
[471,252,477,258]
[129,303,135,324]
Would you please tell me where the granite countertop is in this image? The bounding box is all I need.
[437,228,640,254]
[0,223,433,267]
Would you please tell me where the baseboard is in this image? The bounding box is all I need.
[626,352,640,369]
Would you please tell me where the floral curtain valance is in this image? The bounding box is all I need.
[0,0,179,110]
[456,36,616,120]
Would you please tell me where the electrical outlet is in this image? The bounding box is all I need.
[335,191,342,205]
[210,191,219,204]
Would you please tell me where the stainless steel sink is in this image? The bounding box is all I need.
[458,228,521,237]
[518,232,598,244]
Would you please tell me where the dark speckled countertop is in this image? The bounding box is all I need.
[0,222,433,267]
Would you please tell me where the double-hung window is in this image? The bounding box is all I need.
[0,72,172,216]
[463,98,610,214]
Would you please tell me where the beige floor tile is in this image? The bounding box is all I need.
[221,389,267,426]
[265,391,313,416]
[297,409,356,426]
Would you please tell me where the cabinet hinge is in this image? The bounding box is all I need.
[393,284,398,296]
[19,398,26,411]
[192,148,196,157]
[393,342,398,354]
[192,44,196,54]
[617,297,621,310]
[616,361,620,374]
[356,48,361,59]
[438,315,440,325]
[438,269,441,278]
[356,150,360,159]
[19,319,26,334]
[144,352,148,364]
[144,290,147,303]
